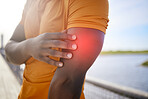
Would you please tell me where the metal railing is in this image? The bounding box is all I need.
[85,76,148,99]
[1,49,148,99]
[0,49,23,84]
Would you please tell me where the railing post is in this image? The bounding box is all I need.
[1,34,4,49]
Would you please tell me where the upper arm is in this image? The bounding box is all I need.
[10,24,26,42]
[53,0,108,79]
[55,27,104,78]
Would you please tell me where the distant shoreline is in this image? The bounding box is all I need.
[1,48,148,55]
[101,50,148,55]
[142,61,148,67]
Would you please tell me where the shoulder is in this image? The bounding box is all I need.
[67,0,109,33]
[69,0,109,9]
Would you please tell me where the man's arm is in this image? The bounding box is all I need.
[48,27,104,99]
[5,24,31,65]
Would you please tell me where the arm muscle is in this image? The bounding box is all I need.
[48,27,104,99]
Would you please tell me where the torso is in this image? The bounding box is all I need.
[18,0,85,99]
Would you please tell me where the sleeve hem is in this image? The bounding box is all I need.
[67,23,106,34]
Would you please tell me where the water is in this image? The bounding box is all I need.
[86,54,148,92]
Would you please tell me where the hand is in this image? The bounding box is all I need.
[28,32,77,67]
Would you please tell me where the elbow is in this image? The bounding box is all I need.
[4,44,22,65]
[5,44,12,63]
[48,77,71,98]
[49,76,83,99]
[5,52,22,66]
[50,76,72,91]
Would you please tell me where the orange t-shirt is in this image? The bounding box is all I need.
[18,0,109,99]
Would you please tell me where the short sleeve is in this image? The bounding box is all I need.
[67,0,109,33]
[19,0,31,25]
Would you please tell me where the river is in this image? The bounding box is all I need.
[86,54,148,92]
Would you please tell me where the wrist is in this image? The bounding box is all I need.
[23,38,34,58]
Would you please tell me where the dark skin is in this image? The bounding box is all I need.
[5,24,104,99]
[5,24,77,67]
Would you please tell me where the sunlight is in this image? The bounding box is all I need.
[0,0,147,51]
[0,0,26,45]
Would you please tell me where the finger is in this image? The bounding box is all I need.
[43,40,77,50]
[41,56,64,67]
[44,32,76,40]
[43,49,73,59]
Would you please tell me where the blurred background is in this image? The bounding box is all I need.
[0,0,148,99]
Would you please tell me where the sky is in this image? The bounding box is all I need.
[0,0,148,51]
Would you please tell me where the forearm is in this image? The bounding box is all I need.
[5,39,32,65]
[49,69,85,99]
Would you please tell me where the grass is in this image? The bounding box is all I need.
[142,61,148,66]
[100,50,148,55]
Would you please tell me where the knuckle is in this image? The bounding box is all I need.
[58,41,67,48]
[50,40,54,44]
[40,33,45,38]
[40,49,46,55]
[45,59,50,64]
[64,34,69,39]
[38,49,43,54]
[38,54,43,59]
[54,51,59,56]
[54,40,60,46]
[36,55,43,61]
[53,61,57,66]
[39,40,45,46]
[50,50,58,56]
[43,33,49,39]
[61,52,66,57]
[63,41,69,48]
[52,33,60,39]
[64,42,69,48]
[56,51,63,57]
[61,42,68,48]
[60,34,67,39]
[48,59,55,65]
[50,50,56,56]
[57,33,62,38]
[42,57,49,64]
[57,33,68,39]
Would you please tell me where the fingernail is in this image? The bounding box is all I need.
[67,53,72,58]
[72,35,76,40]
[58,62,63,67]
[72,44,77,49]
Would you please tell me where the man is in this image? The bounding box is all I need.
[5,0,109,99]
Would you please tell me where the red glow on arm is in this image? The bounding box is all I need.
[52,28,104,99]
[75,33,96,55]
[66,28,104,71]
